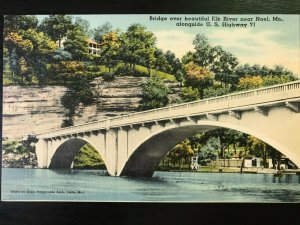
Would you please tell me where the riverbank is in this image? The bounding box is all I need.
[157,166,300,175]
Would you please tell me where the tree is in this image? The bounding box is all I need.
[20,29,57,83]
[184,61,214,98]
[4,32,33,83]
[237,75,263,91]
[262,75,297,86]
[93,22,112,43]
[39,15,73,47]
[181,86,200,102]
[74,17,92,37]
[270,65,293,76]
[97,31,121,71]
[210,46,239,87]
[120,24,156,72]
[154,48,169,72]
[181,51,194,65]
[139,75,170,110]
[203,84,230,98]
[4,15,38,36]
[63,27,89,61]
[198,137,219,165]
[192,34,212,68]
[52,48,72,62]
[169,139,194,169]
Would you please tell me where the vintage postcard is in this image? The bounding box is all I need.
[1,14,300,202]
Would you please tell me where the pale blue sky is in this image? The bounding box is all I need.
[37,14,300,75]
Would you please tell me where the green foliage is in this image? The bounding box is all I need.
[73,144,106,169]
[98,31,121,70]
[93,22,112,43]
[235,64,296,78]
[39,15,73,48]
[74,17,92,37]
[114,64,133,76]
[139,75,170,110]
[164,139,194,169]
[60,82,95,125]
[102,72,115,81]
[2,136,37,154]
[181,86,200,102]
[4,15,38,36]
[198,137,220,165]
[4,29,57,84]
[262,75,298,86]
[2,141,23,154]
[203,85,231,98]
[63,27,89,61]
[119,24,156,72]
[61,119,74,128]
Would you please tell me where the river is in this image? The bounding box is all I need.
[1,168,300,202]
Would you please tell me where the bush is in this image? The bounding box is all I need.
[102,71,115,81]
[139,75,170,110]
[115,64,132,76]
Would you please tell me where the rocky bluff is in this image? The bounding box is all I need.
[3,76,181,139]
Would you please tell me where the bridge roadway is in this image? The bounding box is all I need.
[35,81,300,177]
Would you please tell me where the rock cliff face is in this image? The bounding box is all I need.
[3,76,181,139]
[2,152,38,168]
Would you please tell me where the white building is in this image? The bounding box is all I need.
[243,157,262,168]
[190,156,199,170]
[86,38,101,55]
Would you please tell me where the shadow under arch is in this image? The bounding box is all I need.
[120,120,297,177]
[49,137,106,169]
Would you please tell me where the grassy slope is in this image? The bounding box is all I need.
[135,65,176,81]
[73,143,106,169]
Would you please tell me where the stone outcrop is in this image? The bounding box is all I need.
[3,76,182,139]
[2,152,38,168]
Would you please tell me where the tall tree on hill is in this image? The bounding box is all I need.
[4,32,33,83]
[74,17,92,37]
[93,22,112,43]
[184,61,214,98]
[183,34,239,88]
[154,49,170,72]
[39,15,73,47]
[99,31,121,71]
[21,29,57,83]
[4,15,38,37]
[120,24,156,72]
[63,27,89,61]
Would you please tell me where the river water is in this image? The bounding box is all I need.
[1,168,300,202]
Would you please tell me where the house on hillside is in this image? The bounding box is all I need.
[86,38,101,55]
[56,37,101,55]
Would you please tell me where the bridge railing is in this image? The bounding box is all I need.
[36,80,300,138]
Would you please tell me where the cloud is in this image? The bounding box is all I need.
[209,29,300,75]
[154,30,194,58]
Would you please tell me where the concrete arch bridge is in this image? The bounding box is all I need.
[34,81,300,177]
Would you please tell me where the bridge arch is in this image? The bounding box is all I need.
[120,120,299,177]
[49,137,107,170]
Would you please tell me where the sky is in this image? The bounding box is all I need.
[37,14,300,75]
